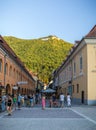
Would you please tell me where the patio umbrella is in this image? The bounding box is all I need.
[41,88,56,93]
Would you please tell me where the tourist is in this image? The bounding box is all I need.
[59,92,64,108]
[67,93,71,107]
[17,94,22,109]
[13,94,17,110]
[7,95,13,115]
[41,94,46,110]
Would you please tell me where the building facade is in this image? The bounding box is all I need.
[53,25,96,105]
[0,35,36,96]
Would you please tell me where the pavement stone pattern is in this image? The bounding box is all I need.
[3,108,83,118]
[0,105,96,130]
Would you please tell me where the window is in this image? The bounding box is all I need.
[73,62,76,75]
[0,59,2,72]
[80,56,83,72]
[5,63,8,75]
[69,66,72,80]
[9,66,12,77]
[13,68,15,78]
[16,70,18,79]
[77,84,79,93]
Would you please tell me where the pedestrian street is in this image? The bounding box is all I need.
[0,105,96,130]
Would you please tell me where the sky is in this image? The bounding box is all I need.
[0,0,96,43]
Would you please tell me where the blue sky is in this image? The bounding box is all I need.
[0,0,96,43]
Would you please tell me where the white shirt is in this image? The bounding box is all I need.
[60,94,64,101]
[67,95,71,101]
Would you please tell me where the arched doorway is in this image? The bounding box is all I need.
[18,86,20,94]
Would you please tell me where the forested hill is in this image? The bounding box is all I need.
[4,35,73,83]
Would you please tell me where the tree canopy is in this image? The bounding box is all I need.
[4,36,73,83]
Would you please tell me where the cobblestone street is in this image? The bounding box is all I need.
[0,105,96,130]
[3,108,83,118]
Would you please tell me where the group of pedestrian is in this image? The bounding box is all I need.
[6,93,36,115]
[59,92,71,107]
[0,92,72,115]
[0,94,13,115]
[48,92,71,108]
[16,93,37,108]
[41,92,71,109]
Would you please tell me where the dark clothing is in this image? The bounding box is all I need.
[35,93,39,104]
[7,99,12,106]
[52,95,56,102]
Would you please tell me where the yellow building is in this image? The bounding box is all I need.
[53,25,96,105]
[0,35,36,96]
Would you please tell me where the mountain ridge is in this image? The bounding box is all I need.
[4,35,73,83]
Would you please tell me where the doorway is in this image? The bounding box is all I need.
[68,86,72,96]
[81,91,84,104]
[6,84,11,95]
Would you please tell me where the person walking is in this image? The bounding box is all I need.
[7,95,13,115]
[59,92,64,108]
[33,93,35,106]
[38,93,41,104]
[67,93,71,107]
[21,95,25,107]
[41,94,46,110]
[17,94,22,109]
[29,94,33,107]
[1,95,6,111]
[13,94,17,110]
[49,96,53,108]
[35,92,39,104]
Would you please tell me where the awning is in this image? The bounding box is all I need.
[41,88,56,93]
[13,86,18,90]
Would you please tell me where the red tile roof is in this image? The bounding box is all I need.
[85,25,96,37]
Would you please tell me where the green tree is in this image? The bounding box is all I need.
[4,36,73,83]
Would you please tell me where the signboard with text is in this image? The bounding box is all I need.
[17,81,28,85]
